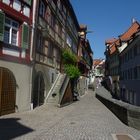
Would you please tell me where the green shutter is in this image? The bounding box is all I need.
[0,11,5,41]
[24,0,32,6]
[28,0,32,5]
[21,24,29,49]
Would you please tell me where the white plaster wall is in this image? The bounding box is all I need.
[0,60,31,112]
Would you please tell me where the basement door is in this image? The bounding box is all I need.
[33,72,45,108]
[0,68,16,116]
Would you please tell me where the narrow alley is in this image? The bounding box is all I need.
[0,88,140,140]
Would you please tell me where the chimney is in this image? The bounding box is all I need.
[132,18,136,24]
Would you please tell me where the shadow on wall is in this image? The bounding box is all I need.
[0,118,34,140]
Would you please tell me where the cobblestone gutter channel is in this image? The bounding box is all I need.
[96,87,140,130]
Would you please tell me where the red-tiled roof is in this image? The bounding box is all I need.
[119,21,140,41]
[105,38,118,45]
[110,44,117,55]
[115,39,120,46]
[105,38,120,54]
[93,59,105,67]
[93,59,102,66]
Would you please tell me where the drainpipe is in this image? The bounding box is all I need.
[30,0,37,61]
[30,0,38,110]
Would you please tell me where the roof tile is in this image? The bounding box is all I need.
[119,21,140,41]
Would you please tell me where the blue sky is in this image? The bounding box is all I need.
[70,0,140,59]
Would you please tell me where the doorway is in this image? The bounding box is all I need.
[33,72,45,108]
[0,67,16,116]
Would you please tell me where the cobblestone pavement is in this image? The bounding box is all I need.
[0,89,140,140]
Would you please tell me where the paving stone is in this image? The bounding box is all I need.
[0,89,140,140]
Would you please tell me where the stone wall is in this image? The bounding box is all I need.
[96,87,140,130]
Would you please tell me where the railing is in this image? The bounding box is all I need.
[58,74,70,105]
[45,73,61,103]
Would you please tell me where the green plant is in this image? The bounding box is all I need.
[61,49,77,65]
[61,49,81,79]
[64,64,81,79]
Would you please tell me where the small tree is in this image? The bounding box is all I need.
[61,49,80,100]
[61,49,80,79]
[64,64,80,79]
[61,49,77,65]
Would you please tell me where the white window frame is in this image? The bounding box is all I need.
[23,5,30,17]
[66,33,72,47]
[13,0,21,12]
[4,17,19,46]
[2,0,10,5]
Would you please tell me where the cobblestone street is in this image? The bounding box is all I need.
[0,89,140,140]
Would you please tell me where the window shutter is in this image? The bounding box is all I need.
[23,0,32,6]
[28,0,32,6]
[0,11,5,41]
[21,24,29,49]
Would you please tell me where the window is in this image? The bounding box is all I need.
[45,6,51,22]
[134,67,138,79]
[0,11,29,51]
[57,0,62,11]
[23,5,30,17]
[67,14,72,27]
[120,71,123,80]
[62,4,66,14]
[72,42,77,54]
[50,13,55,28]
[130,91,136,105]
[138,66,140,79]
[58,23,62,36]
[130,49,132,59]
[128,69,130,79]
[47,41,54,58]
[4,17,19,46]
[23,0,32,6]
[130,68,133,79]
[66,33,72,47]
[13,0,21,12]
[55,47,60,61]
[137,44,140,55]
[37,33,43,53]
[134,45,138,56]
[2,0,10,5]
[39,0,46,17]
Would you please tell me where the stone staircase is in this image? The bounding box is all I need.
[46,73,69,106]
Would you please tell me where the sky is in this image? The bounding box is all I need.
[70,0,140,59]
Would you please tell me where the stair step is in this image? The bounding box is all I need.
[46,73,68,105]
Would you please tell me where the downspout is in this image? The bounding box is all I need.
[30,0,37,110]
[30,0,37,61]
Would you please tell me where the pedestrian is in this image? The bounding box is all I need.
[96,77,99,88]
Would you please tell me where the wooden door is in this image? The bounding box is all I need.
[0,68,16,116]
